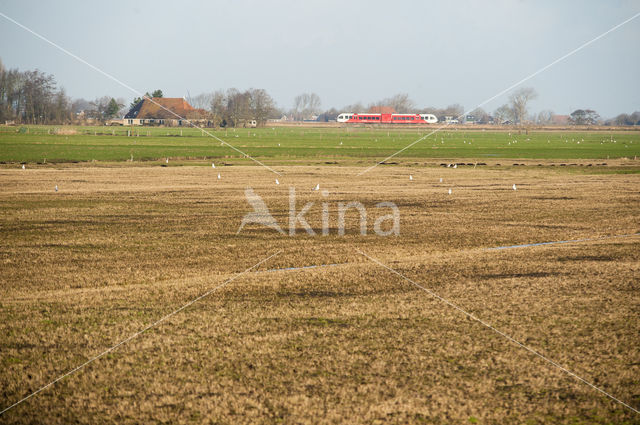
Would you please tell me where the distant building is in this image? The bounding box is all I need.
[551,114,570,125]
[268,115,290,123]
[444,116,459,124]
[368,106,396,114]
[123,97,207,126]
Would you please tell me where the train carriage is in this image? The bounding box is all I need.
[337,112,437,124]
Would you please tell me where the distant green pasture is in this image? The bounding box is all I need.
[0,125,638,163]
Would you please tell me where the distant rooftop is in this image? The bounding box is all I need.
[124,97,198,119]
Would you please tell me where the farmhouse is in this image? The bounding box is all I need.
[551,114,570,125]
[368,106,396,114]
[123,97,208,126]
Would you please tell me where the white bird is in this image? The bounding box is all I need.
[212,163,215,168]
[166,158,169,163]
[513,184,517,191]
[313,183,320,191]
[21,164,25,170]
[448,188,452,195]
[55,185,58,192]
[278,143,281,146]
[409,175,413,181]
[453,164,457,169]
[217,173,221,179]
[439,178,443,183]
[275,178,280,185]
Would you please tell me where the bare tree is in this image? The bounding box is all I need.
[536,110,554,125]
[87,96,112,120]
[494,104,515,124]
[21,70,56,124]
[116,97,128,117]
[52,88,71,123]
[469,107,490,124]
[569,109,600,125]
[293,93,321,120]
[224,88,253,127]
[386,93,415,113]
[367,93,415,114]
[444,104,464,118]
[509,87,537,124]
[248,88,276,126]
[341,102,366,113]
[191,92,213,109]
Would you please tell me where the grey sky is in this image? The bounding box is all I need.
[1,0,639,117]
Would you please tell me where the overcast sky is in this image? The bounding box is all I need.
[1,0,639,117]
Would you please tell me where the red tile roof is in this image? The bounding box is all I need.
[368,106,396,114]
[125,97,205,119]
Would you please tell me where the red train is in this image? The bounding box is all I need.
[337,112,438,124]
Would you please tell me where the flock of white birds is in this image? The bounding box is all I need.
[19,157,517,194]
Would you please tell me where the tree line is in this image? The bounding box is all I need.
[0,59,128,124]
[1,59,638,127]
[0,59,71,124]
[193,88,280,127]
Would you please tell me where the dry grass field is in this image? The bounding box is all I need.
[0,163,639,424]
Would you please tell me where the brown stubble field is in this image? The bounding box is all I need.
[0,164,639,424]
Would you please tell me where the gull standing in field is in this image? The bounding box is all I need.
[409,175,413,181]
[275,178,280,185]
[217,173,221,179]
[55,185,58,192]
[21,164,25,169]
[166,158,169,164]
[448,188,452,195]
[513,184,517,190]
[313,183,320,191]
[453,164,457,169]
